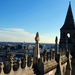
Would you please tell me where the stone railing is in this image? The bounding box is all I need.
[40,49,55,63]
[0,52,34,75]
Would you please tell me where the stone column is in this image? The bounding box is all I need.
[53,53,55,60]
[47,53,50,62]
[42,55,44,62]
[34,32,40,59]
[55,48,63,75]
[18,59,21,70]
[30,57,33,69]
[33,32,40,68]
[65,49,72,75]
[50,48,52,60]
[45,51,47,63]
[24,52,29,75]
[8,52,14,75]
[10,59,14,75]
[43,49,46,62]
[0,62,4,75]
[55,36,58,54]
[23,52,26,59]
[57,49,63,75]
[25,52,28,70]
[15,59,22,75]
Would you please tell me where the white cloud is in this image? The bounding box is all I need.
[0,28,55,43]
[2,28,35,37]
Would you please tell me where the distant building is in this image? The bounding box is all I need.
[22,45,27,50]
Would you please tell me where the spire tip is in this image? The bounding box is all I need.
[69,1,71,4]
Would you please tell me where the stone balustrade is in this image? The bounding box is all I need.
[0,32,72,75]
[0,52,34,75]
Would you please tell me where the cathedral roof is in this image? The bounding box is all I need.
[61,2,75,30]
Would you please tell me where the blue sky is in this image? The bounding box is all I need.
[0,0,75,43]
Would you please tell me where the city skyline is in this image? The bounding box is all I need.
[0,0,75,43]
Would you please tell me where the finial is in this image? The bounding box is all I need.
[35,32,40,42]
[36,32,39,37]
[55,36,58,43]
[69,1,71,4]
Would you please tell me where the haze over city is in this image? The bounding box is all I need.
[0,0,75,43]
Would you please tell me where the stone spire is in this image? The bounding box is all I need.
[61,2,75,29]
[34,32,40,59]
